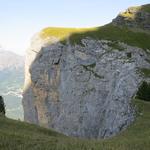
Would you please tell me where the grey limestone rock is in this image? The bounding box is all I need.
[23,35,150,138]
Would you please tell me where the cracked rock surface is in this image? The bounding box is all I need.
[23,35,150,138]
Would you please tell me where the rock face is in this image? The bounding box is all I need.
[23,4,150,138]
[23,33,150,138]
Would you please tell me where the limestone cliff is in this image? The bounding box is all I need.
[23,4,150,138]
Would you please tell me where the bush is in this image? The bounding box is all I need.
[0,96,5,115]
[127,52,132,58]
[136,81,150,101]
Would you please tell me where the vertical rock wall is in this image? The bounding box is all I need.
[23,36,150,138]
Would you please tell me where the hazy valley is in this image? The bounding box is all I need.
[0,48,24,120]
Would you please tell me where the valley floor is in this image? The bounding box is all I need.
[0,99,150,150]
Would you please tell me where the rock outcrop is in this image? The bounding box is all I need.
[23,4,150,139]
[113,4,150,30]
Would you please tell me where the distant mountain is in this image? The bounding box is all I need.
[0,48,24,120]
[0,48,24,70]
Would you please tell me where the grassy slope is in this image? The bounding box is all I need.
[40,4,150,50]
[140,4,150,13]
[0,99,150,150]
[40,24,150,50]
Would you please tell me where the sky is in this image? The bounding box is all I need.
[0,0,149,55]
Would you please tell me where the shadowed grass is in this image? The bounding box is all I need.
[40,24,150,51]
[140,4,150,13]
[68,24,150,50]
[140,68,150,77]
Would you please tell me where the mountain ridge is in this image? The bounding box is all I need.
[0,48,24,70]
[39,4,150,50]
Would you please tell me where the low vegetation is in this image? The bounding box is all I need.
[40,4,150,51]
[140,4,150,13]
[40,27,96,41]
[40,24,150,51]
[140,68,150,78]
[0,96,5,115]
[0,99,150,150]
[136,81,150,101]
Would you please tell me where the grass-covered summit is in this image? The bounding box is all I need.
[40,4,150,50]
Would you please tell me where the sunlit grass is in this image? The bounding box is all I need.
[40,24,150,50]
[119,6,141,19]
[40,27,96,41]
